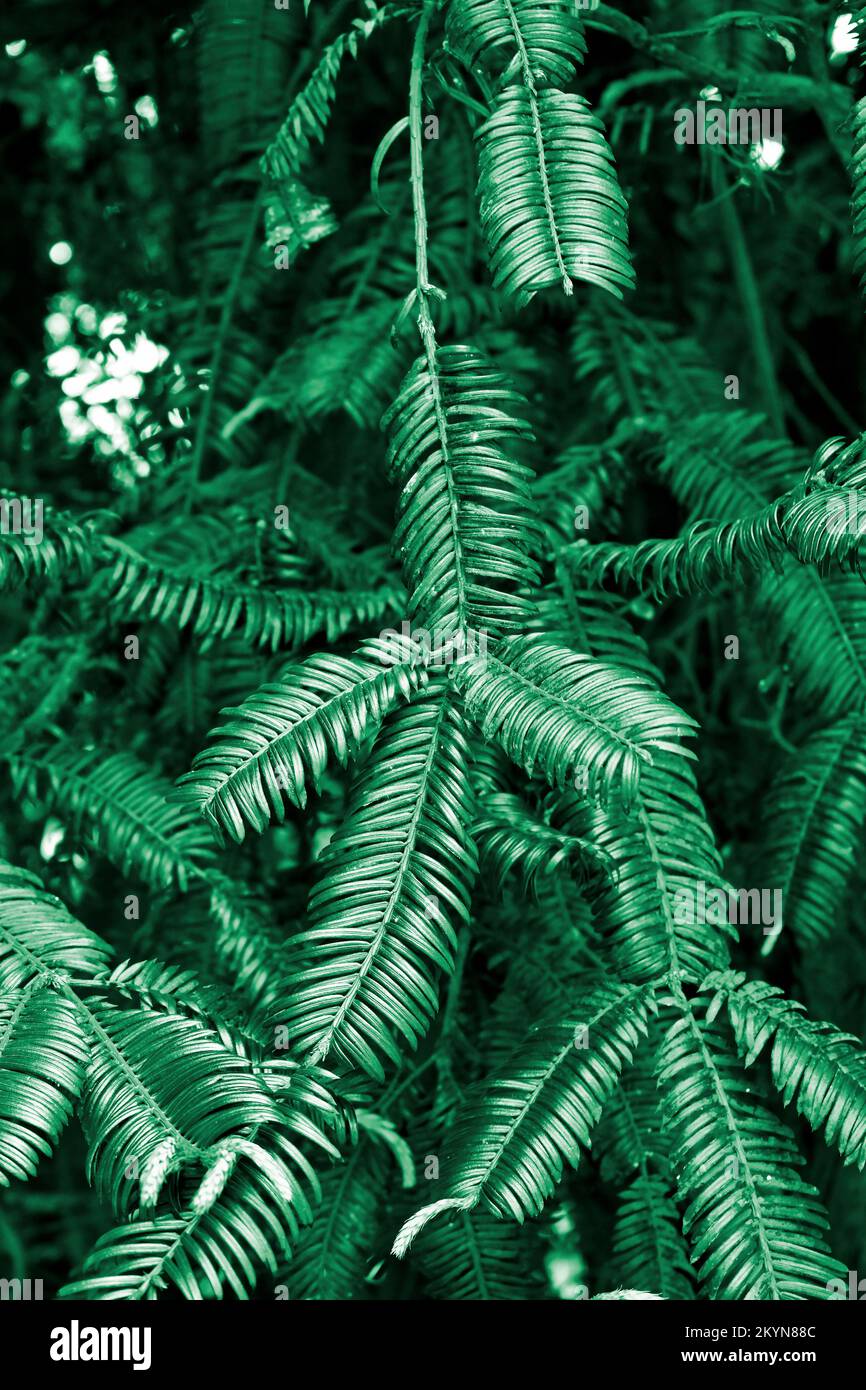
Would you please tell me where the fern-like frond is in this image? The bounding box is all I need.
[475,788,610,896]
[711,973,866,1171]
[650,419,866,720]
[657,412,804,512]
[476,87,634,302]
[658,1008,844,1300]
[238,301,408,432]
[263,687,477,1080]
[10,0,866,1312]
[199,0,297,175]
[393,980,653,1249]
[262,181,338,260]
[262,5,397,185]
[287,1144,387,1298]
[595,1029,696,1298]
[209,883,290,1011]
[569,505,788,597]
[0,492,94,593]
[175,639,428,841]
[61,1127,329,1300]
[12,747,216,891]
[611,1174,695,1300]
[382,343,541,636]
[570,307,723,426]
[757,567,866,722]
[80,999,288,1214]
[564,413,817,596]
[755,717,866,948]
[98,958,225,1023]
[530,582,658,681]
[0,863,112,989]
[451,636,696,804]
[555,753,732,985]
[0,988,89,1185]
[60,1210,215,1300]
[414,1204,545,1299]
[445,0,587,89]
[98,539,396,652]
[779,433,866,572]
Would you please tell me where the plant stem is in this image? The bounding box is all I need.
[409,0,438,348]
[711,161,785,435]
[408,0,470,630]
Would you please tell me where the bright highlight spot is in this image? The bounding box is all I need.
[99,312,126,338]
[49,242,74,266]
[39,820,66,863]
[134,95,159,127]
[45,312,71,343]
[46,346,81,377]
[130,334,168,373]
[830,14,858,57]
[753,137,784,171]
[45,295,171,469]
[91,51,118,95]
[547,1256,587,1300]
[75,303,99,334]
[60,398,89,442]
[5,40,26,58]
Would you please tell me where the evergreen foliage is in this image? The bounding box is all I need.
[2,0,866,1303]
